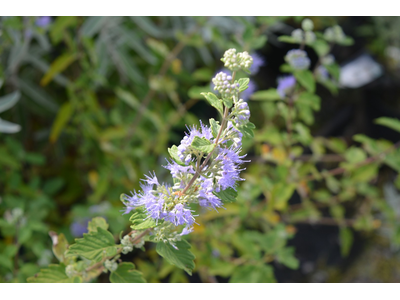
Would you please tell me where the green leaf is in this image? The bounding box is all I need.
[310,39,330,56]
[167,145,186,166]
[271,183,295,211]
[88,217,109,233]
[325,63,341,81]
[80,16,109,37]
[191,136,214,153]
[278,35,297,44]
[337,36,354,46]
[156,239,195,275]
[294,70,315,93]
[294,122,312,145]
[339,227,353,257]
[296,92,320,111]
[27,264,82,283]
[66,228,118,262]
[222,98,233,108]
[49,232,69,263]
[40,53,77,86]
[110,262,146,283]
[209,118,220,138]
[50,16,78,44]
[375,117,400,133]
[49,102,73,143]
[230,264,276,283]
[238,78,250,92]
[129,207,156,230]
[344,147,367,164]
[213,187,238,203]
[0,91,20,113]
[276,247,299,269]
[201,92,223,115]
[250,89,281,101]
[188,85,212,99]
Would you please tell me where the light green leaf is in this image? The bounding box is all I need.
[375,117,400,133]
[230,264,276,283]
[156,239,195,275]
[188,86,212,99]
[271,183,295,211]
[66,228,117,262]
[213,187,237,203]
[129,207,156,230]
[310,39,330,56]
[344,147,367,164]
[238,78,249,92]
[294,122,312,145]
[294,70,315,93]
[209,118,220,138]
[40,53,77,86]
[88,217,109,233]
[50,16,78,44]
[201,92,223,115]
[110,262,146,283]
[50,102,73,143]
[27,264,82,283]
[325,63,341,81]
[276,247,299,269]
[250,89,281,101]
[191,136,214,153]
[167,145,186,166]
[278,35,297,44]
[0,91,20,113]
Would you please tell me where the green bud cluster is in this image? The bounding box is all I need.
[120,232,145,254]
[291,26,315,44]
[212,72,239,99]
[301,18,314,31]
[321,54,335,66]
[221,48,253,72]
[104,260,118,272]
[153,222,182,246]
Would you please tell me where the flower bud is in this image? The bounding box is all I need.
[301,18,314,32]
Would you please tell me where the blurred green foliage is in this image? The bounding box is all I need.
[1,16,400,283]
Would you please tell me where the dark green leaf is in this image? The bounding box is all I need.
[230,264,276,283]
[40,53,77,86]
[156,239,195,275]
[213,187,238,203]
[294,70,315,93]
[110,262,146,283]
[339,227,353,257]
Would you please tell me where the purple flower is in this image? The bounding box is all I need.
[36,16,51,28]
[199,178,223,210]
[241,81,257,101]
[249,52,265,74]
[285,49,310,70]
[164,160,194,178]
[215,147,247,191]
[143,171,159,186]
[277,75,296,99]
[167,203,195,226]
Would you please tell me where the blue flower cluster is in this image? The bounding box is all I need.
[285,49,311,70]
[277,75,296,99]
[121,49,253,247]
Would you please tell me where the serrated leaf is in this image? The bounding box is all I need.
[213,187,237,203]
[66,228,117,262]
[238,78,249,92]
[27,264,82,283]
[201,92,223,115]
[191,136,214,153]
[129,207,156,230]
[0,91,20,113]
[88,217,109,233]
[209,118,220,138]
[156,239,195,275]
[230,264,276,283]
[168,145,186,166]
[250,89,281,101]
[375,117,400,133]
[294,70,315,93]
[110,262,146,283]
